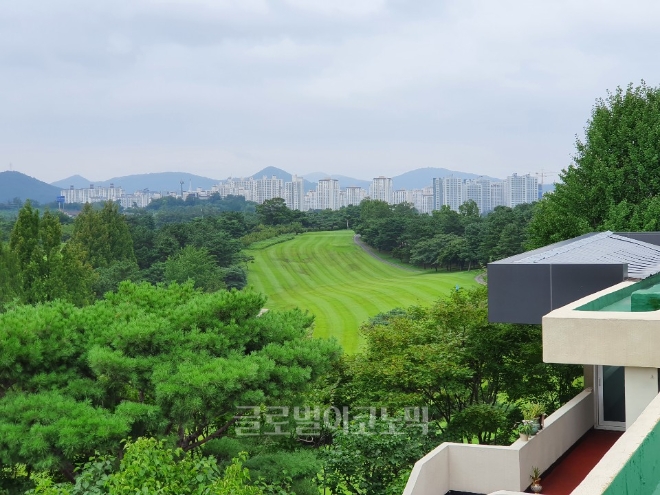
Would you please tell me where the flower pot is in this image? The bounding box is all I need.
[519,432,529,441]
[531,483,542,493]
[530,419,540,435]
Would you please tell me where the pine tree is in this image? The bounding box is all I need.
[71,202,136,268]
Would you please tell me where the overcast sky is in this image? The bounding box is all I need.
[1,0,658,183]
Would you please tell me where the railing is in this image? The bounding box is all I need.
[403,389,594,495]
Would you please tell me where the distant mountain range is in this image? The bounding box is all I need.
[0,171,61,205]
[52,172,219,193]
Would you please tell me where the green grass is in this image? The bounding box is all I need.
[246,230,478,354]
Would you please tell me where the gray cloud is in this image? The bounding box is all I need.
[1,0,659,183]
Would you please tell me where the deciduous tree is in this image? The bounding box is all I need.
[528,81,660,248]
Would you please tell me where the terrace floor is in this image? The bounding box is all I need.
[536,429,623,494]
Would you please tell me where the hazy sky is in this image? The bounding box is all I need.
[1,0,658,183]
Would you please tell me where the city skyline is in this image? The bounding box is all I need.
[3,1,660,183]
[60,171,540,214]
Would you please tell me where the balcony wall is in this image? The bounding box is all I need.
[573,391,660,495]
[543,282,660,368]
[403,389,594,495]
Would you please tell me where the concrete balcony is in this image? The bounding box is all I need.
[403,389,595,495]
[543,276,660,369]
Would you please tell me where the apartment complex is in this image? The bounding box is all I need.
[316,178,341,211]
[370,176,394,204]
[61,184,124,204]
[284,175,305,211]
[432,174,537,214]
[60,172,540,213]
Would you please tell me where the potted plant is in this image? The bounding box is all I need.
[530,466,542,493]
[517,421,534,441]
[522,403,545,435]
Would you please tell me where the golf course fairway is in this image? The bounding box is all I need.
[246,231,479,353]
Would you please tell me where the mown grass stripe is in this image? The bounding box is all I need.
[247,231,478,353]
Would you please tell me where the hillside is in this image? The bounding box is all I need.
[51,175,93,190]
[246,230,477,353]
[304,167,503,191]
[303,172,371,190]
[56,172,220,193]
[392,167,501,190]
[250,167,316,192]
[0,171,61,205]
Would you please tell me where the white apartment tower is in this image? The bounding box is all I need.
[463,180,483,213]
[505,173,538,208]
[253,175,284,204]
[476,178,492,213]
[284,175,305,211]
[370,176,393,204]
[432,178,444,210]
[393,189,413,205]
[61,184,124,204]
[490,182,506,209]
[304,190,317,211]
[443,176,464,212]
[344,186,366,207]
[317,178,341,210]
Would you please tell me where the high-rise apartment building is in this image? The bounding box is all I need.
[61,184,123,204]
[490,182,506,209]
[213,178,255,201]
[344,186,367,207]
[432,178,444,211]
[505,173,538,208]
[304,190,317,211]
[476,178,492,213]
[463,180,483,213]
[443,176,464,211]
[252,175,284,204]
[370,176,393,204]
[393,189,412,205]
[284,174,305,211]
[317,178,341,210]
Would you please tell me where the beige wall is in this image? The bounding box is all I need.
[403,444,449,495]
[625,367,659,429]
[543,282,660,368]
[403,389,594,495]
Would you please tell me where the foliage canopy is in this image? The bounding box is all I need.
[528,82,660,247]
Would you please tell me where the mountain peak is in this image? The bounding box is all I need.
[0,171,61,204]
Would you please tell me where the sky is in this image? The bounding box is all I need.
[1,0,659,184]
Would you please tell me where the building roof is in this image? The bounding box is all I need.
[493,231,660,279]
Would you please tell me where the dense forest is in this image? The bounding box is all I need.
[0,193,579,495]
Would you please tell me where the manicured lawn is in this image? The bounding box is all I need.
[246,230,478,354]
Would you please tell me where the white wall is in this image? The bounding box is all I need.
[625,367,659,428]
[403,389,594,495]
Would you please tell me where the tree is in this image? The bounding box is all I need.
[527,82,660,248]
[0,242,22,308]
[342,287,581,445]
[9,200,39,270]
[0,282,342,483]
[92,260,141,298]
[164,246,225,292]
[256,198,292,226]
[70,202,136,268]
[322,417,433,495]
[27,439,264,495]
[8,204,95,306]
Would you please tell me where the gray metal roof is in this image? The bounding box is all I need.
[509,231,660,279]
